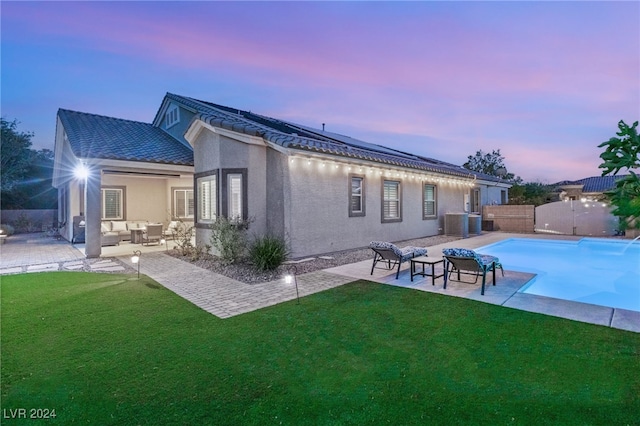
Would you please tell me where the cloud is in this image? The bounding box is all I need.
[2,1,638,182]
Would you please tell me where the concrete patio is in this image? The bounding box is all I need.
[1,231,638,332]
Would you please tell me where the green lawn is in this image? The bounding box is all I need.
[1,272,639,425]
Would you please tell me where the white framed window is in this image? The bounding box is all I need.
[423,184,437,219]
[349,175,365,217]
[102,187,124,220]
[227,173,243,220]
[173,188,194,219]
[165,105,180,128]
[382,179,401,222]
[197,175,217,222]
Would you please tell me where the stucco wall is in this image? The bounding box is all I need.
[284,159,470,257]
[484,185,508,205]
[101,175,167,224]
[265,149,286,239]
[192,130,269,248]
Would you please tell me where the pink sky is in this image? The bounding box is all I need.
[2,1,638,182]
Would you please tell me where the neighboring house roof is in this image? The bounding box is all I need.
[58,109,194,166]
[555,175,630,193]
[162,93,505,182]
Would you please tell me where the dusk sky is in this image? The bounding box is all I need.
[2,1,638,183]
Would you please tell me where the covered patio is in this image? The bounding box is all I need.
[52,108,194,258]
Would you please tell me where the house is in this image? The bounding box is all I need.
[554,175,629,202]
[53,93,511,258]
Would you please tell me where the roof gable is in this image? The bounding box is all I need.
[58,109,193,166]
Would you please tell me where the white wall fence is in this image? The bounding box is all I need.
[534,201,618,237]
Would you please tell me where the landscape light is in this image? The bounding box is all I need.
[131,250,141,279]
[284,265,300,304]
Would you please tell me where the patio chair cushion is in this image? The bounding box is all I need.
[111,221,128,232]
[369,241,427,261]
[442,248,502,269]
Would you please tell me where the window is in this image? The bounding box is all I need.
[196,169,247,226]
[423,184,437,219]
[227,174,243,220]
[470,188,480,214]
[165,105,180,128]
[349,175,365,217]
[173,188,194,219]
[222,169,247,221]
[101,187,124,220]
[382,179,401,222]
[197,174,217,222]
[501,190,507,204]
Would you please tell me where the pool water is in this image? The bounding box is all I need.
[476,238,640,312]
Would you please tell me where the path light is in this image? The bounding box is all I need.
[131,250,141,279]
[285,265,300,305]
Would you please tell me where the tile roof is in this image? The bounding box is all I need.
[556,175,630,193]
[58,109,193,166]
[164,93,501,181]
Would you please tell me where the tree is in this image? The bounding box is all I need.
[463,149,521,183]
[1,118,33,192]
[0,119,57,210]
[508,182,554,206]
[598,120,640,231]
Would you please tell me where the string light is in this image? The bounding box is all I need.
[286,155,477,187]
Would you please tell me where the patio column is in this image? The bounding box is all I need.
[85,168,102,258]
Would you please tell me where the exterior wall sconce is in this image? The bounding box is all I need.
[284,265,300,304]
[131,250,141,279]
[74,163,90,180]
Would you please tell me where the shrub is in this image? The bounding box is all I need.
[189,244,211,262]
[249,234,289,271]
[172,220,196,256]
[0,224,15,236]
[209,216,252,265]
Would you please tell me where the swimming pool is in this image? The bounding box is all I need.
[476,238,640,312]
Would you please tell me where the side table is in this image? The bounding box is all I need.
[410,256,445,285]
[130,228,145,244]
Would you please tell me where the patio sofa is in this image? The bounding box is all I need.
[101,220,149,243]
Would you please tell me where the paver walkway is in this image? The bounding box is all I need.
[118,252,354,318]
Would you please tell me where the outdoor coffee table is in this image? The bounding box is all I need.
[410,256,445,284]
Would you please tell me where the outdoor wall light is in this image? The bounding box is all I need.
[131,250,142,279]
[74,163,89,180]
[284,265,300,304]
